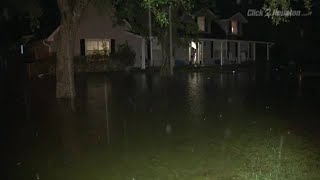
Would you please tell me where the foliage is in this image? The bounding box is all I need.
[111,41,136,67]
[263,0,313,25]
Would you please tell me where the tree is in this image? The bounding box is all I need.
[141,0,197,76]
[263,0,312,25]
[56,0,113,98]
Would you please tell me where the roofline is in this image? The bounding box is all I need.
[230,12,248,23]
[47,26,60,41]
[218,12,248,23]
[197,38,275,45]
[123,30,144,39]
[193,8,216,18]
[46,19,135,41]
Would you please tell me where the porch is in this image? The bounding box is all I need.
[178,39,274,66]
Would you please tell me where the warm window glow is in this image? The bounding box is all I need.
[231,21,238,34]
[197,16,205,32]
[86,39,110,54]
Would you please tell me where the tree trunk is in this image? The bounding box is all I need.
[56,19,77,98]
[160,30,173,77]
[56,0,89,98]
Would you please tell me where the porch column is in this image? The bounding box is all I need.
[150,38,153,66]
[238,41,241,64]
[253,42,256,61]
[267,43,270,61]
[198,42,201,64]
[141,39,146,70]
[247,43,250,61]
[220,41,224,66]
[226,41,228,61]
[188,42,191,62]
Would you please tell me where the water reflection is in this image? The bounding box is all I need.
[187,73,205,120]
[5,70,320,179]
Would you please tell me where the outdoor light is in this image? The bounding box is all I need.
[20,45,24,55]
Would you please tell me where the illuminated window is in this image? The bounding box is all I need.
[86,39,110,55]
[231,21,238,34]
[197,16,205,32]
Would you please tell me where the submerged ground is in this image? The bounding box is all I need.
[3,69,320,179]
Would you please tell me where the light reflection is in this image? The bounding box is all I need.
[187,73,205,119]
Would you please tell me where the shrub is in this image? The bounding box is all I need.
[111,41,136,67]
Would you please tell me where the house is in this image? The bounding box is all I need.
[37,6,273,70]
[36,5,148,69]
[169,8,274,66]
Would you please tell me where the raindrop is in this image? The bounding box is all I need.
[38,74,45,79]
[265,106,270,111]
[165,123,172,135]
[224,128,232,139]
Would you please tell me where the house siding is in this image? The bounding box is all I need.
[76,5,144,67]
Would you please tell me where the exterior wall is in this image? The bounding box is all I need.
[151,38,162,67]
[76,5,144,67]
[32,40,50,60]
[218,20,230,34]
[240,42,249,62]
[203,41,215,65]
[175,45,189,64]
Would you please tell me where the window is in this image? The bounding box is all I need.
[197,16,205,32]
[231,20,238,34]
[86,39,110,55]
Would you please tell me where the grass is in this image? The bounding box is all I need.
[32,122,319,180]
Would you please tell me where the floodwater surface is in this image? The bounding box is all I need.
[3,71,320,179]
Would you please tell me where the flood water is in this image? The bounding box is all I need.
[3,70,320,179]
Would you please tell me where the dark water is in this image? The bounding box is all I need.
[3,70,320,179]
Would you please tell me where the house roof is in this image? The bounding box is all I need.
[193,8,217,19]
[230,12,248,23]
[180,14,194,23]
[47,26,60,42]
[45,18,141,42]
[219,12,248,23]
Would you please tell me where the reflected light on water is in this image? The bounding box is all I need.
[187,73,205,119]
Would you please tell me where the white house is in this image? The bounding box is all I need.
[154,8,275,67]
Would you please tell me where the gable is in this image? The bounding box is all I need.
[193,8,216,19]
[230,12,248,23]
[46,5,138,42]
